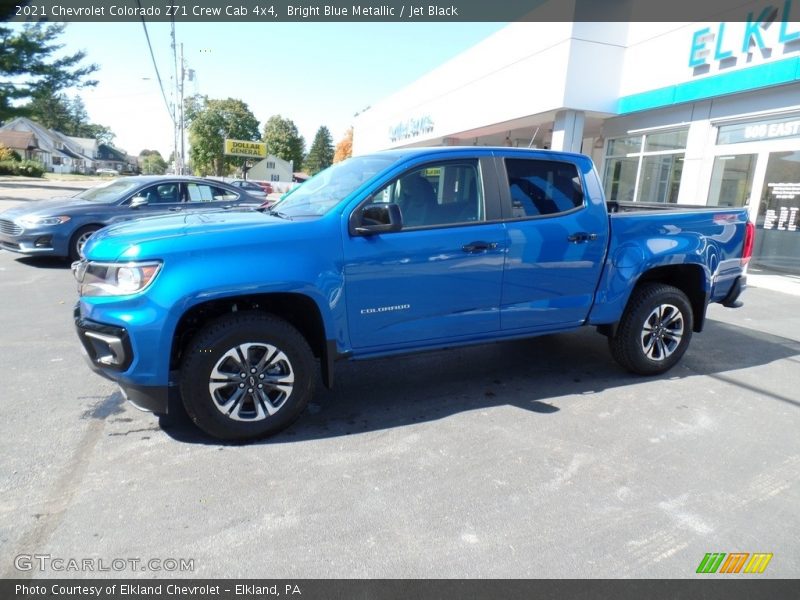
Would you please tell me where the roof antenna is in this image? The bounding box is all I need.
[527,127,540,148]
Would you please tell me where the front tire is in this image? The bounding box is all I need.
[69,225,101,262]
[609,283,694,375]
[179,312,315,441]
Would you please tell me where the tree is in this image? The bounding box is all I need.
[333,128,353,163]
[83,123,115,145]
[139,149,168,175]
[304,126,334,176]
[25,89,73,131]
[184,95,260,176]
[25,89,115,143]
[0,23,98,121]
[262,115,305,172]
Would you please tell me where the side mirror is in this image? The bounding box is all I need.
[129,195,148,208]
[352,203,403,235]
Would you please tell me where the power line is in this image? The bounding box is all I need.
[137,0,174,125]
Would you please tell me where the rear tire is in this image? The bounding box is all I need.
[609,283,694,375]
[179,312,315,441]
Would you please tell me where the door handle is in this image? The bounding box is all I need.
[567,232,598,243]
[462,241,498,253]
[169,206,183,212]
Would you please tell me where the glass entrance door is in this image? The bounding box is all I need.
[752,151,800,275]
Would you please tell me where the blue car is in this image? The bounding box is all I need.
[0,175,262,261]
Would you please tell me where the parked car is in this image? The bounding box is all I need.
[95,168,119,176]
[228,179,267,199]
[73,147,752,441]
[253,180,273,194]
[0,176,262,261]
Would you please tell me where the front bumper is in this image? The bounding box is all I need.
[0,218,67,255]
[74,307,171,414]
[0,235,58,255]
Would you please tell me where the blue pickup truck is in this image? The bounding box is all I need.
[72,148,753,441]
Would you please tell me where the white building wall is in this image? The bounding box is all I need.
[620,18,800,98]
[248,155,294,184]
[353,22,628,154]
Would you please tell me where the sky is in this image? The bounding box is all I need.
[47,22,507,160]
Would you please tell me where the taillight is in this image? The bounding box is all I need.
[742,221,755,266]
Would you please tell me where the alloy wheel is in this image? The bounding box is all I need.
[208,342,295,421]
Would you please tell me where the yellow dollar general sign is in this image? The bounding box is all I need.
[696,552,773,574]
[224,139,267,158]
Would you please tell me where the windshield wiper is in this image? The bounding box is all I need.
[267,208,292,220]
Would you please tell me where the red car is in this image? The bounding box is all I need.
[253,181,273,194]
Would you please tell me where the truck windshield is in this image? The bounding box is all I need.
[75,179,141,203]
[273,155,397,217]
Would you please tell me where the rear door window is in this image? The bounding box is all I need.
[505,159,584,218]
[186,183,239,203]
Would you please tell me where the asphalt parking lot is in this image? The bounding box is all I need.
[0,180,798,579]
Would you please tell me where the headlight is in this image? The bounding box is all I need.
[18,215,71,227]
[74,260,162,297]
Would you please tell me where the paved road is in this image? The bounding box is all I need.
[0,180,798,579]
[0,177,94,212]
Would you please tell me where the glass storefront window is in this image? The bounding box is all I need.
[607,136,642,156]
[603,157,638,203]
[637,155,683,203]
[717,114,800,145]
[603,128,687,203]
[752,151,800,275]
[644,130,688,152]
[707,154,756,207]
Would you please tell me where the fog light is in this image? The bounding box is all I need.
[34,236,53,248]
[84,331,125,366]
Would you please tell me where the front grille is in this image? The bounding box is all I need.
[0,219,22,236]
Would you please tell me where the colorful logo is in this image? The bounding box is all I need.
[696,552,773,574]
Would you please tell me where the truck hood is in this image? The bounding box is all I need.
[83,209,294,261]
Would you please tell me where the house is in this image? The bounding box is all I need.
[0,117,95,173]
[0,130,38,160]
[96,143,134,173]
[248,154,294,185]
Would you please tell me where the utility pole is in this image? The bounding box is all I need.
[170,21,183,175]
[179,43,186,175]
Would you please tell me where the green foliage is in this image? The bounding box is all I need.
[262,115,305,171]
[0,159,45,177]
[0,23,98,121]
[184,95,260,176]
[0,143,17,161]
[304,126,334,175]
[139,149,168,175]
[83,123,115,145]
[24,90,115,142]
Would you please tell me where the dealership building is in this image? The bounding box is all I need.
[352,14,800,275]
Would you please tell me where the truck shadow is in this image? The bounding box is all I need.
[16,256,71,269]
[159,318,800,445]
